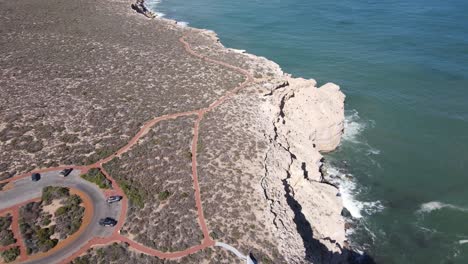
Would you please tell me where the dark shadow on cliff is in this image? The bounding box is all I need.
[282,179,376,264]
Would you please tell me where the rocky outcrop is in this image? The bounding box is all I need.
[260,76,347,263]
[131,0,155,18]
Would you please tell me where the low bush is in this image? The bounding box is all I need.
[81,168,111,189]
[54,194,84,239]
[42,186,69,204]
[0,230,16,246]
[1,246,20,263]
[0,214,12,231]
[118,180,146,208]
[158,190,171,201]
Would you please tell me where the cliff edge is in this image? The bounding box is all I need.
[185,27,349,262]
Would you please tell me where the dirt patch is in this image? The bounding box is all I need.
[41,199,61,228]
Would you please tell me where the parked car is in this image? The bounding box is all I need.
[60,168,73,177]
[99,217,117,227]
[31,173,41,182]
[106,196,123,204]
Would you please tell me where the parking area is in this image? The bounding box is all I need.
[0,169,124,264]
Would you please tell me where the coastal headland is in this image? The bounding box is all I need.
[0,0,364,263]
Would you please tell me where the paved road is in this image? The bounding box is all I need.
[0,170,123,264]
[215,242,247,260]
[214,242,258,264]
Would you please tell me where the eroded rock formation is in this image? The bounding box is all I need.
[261,76,347,263]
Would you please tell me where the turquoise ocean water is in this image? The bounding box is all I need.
[147,0,468,263]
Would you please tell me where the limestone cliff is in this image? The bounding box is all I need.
[260,76,347,263]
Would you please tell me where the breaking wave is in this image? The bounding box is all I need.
[176,21,189,27]
[326,166,383,219]
[326,110,383,219]
[147,0,164,16]
[417,201,468,214]
[342,109,367,143]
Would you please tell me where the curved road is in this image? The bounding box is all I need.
[215,242,247,260]
[0,170,123,264]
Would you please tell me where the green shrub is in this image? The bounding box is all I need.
[42,186,70,204]
[209,231,219,240]
[118,180,145,208]
[1,246,20,263]
[55,206,69,217]
[0,230,16,246]
[81,168,111,189]
[158,190,171,201]
[0,214,12,231]
[41,216,51,226]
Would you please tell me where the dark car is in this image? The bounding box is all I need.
[99,217,117,227]
[31,173,41,182]
[106,196,123,204]
[60,168,73,177]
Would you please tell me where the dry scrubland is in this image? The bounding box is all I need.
[104,116,203,252]
[0,0,243,181]
[190,31,288,263]
[199,93,285,264]
[70,242,241,264]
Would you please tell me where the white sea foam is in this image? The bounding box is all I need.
[326,166,383,219]
[417,201,468,214]
[176,21,189,27]
[366,147,381,155]
[229,48,246,54]
[147,0,164,17]
[342,110,366,143]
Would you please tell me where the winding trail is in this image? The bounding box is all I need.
[1,30,254,264]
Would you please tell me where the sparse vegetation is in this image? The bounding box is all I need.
[70,242,239,264]
[197,92,285,262]
[19,201,58,255]
[158,190,171,201]
[0,214,16,246]
[81,168,111,189]
[0,0,244,184]
[1,246,20,263]
[42,186,69,204]
[103,117,203,251]
[20,187,85,254]
[54,194,85,239]
[117,179,146,208]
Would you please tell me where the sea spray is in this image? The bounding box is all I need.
[324,165,383,219]
[417,201,468,214]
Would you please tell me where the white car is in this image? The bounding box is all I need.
[106,196,123,203]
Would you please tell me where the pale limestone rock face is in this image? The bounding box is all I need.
[260,75,347,262]
[280,78,345,154]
